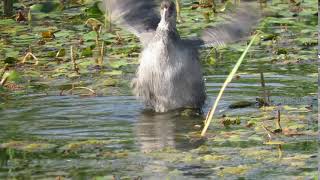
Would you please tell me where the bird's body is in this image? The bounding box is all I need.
[133,20,206,112]
[102,0,259,112]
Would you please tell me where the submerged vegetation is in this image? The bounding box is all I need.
[0,0,318,179]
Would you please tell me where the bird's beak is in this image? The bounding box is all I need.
[162,7,169,21]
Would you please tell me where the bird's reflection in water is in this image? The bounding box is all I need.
[134,110,206,153]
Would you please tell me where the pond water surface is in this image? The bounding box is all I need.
[0,59,317,179]
[0,0,318,179]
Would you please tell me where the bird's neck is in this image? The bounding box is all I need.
[156,19,179,41]
[157,18,176,32]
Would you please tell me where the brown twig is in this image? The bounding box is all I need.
[276,108,282,131]
[260,71,270,106]
[70,46,80,74]
[85,18,103,46]
[0,64,8,81]
[115,31,123,44]
[261,123,274,141]
[95,26,102,46]
[277,144,283,159]
[27,7,32,31]
[22,52,39,65]
[65,86,96,96]
[98,41,105,66]
[108,11,112,32]
[0,76,8,86]
[0,65,8,86]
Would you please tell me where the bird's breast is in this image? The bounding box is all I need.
[140,38,171,66]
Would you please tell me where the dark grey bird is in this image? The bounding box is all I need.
[101,0,259,112]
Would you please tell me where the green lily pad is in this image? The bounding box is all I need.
[4,70,22,83]
[109,59,130,69]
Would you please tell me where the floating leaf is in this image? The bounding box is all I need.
[218,165,249,176]
[41,31,55,39]
[4,70,22,83]
[81,47,93,57]
[229,101,254,109]
[264,141,284,145]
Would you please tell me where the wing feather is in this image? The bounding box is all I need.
[201,4,260,47]
[185,3,260,48]
[101,0,161,44]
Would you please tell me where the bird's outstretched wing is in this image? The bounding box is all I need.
[186,4,260,48]
[101,0,160,45]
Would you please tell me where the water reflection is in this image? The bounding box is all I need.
[135,110,205,152]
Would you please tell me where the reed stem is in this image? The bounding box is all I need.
[201,32,259,137]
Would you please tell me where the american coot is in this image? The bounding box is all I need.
[102,0,259,112]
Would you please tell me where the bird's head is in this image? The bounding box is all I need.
[160,0,176,24]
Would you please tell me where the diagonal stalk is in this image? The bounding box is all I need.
[201,32,259,137]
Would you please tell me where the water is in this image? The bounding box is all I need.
[0,61,317,179]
